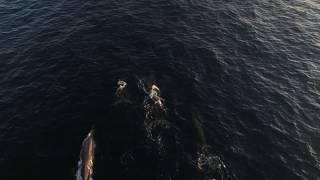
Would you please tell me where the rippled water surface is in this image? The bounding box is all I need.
[0,0,320,179]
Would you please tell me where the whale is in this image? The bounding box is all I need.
[191,113,207,145]
[149,84,164,107]
[80,129,95,180]
[116,80,127,98]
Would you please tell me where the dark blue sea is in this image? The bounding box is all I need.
[0,0,319,179]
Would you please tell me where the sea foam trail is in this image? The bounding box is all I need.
[139,81,167,141]
[139,80,178,179]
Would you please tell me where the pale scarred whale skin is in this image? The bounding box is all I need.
[149,84,164,107]
[80,129,95,180]
[116,80,127,98]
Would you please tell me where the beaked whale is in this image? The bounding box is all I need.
[80,129,95,180]
[149,84,164,108]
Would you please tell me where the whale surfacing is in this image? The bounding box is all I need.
[80,129,95,180]
[116,80,127,98]
[149,84,164,108]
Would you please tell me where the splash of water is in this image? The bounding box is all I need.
[196,146,226,180]
[192,113,227,179]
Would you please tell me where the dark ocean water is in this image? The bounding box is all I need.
[0,0,320,179]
